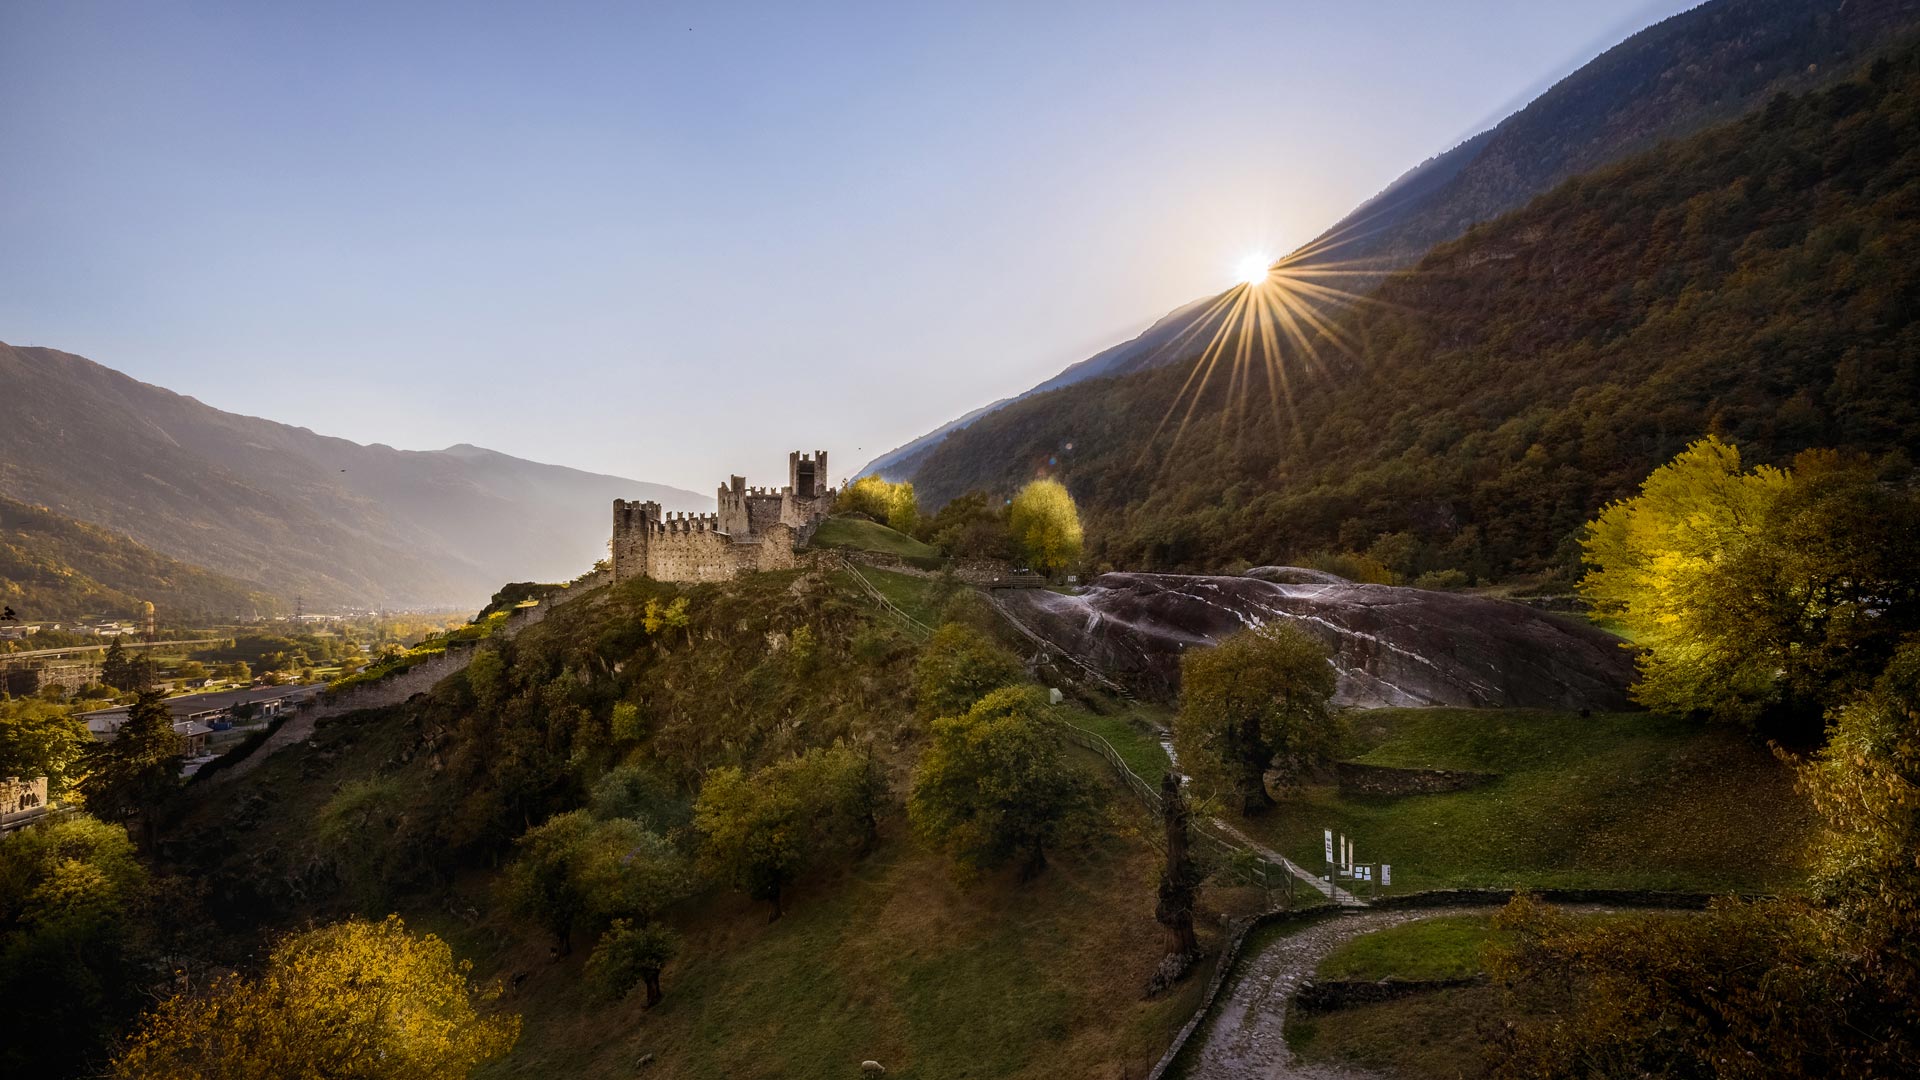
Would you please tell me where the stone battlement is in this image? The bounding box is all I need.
[612,450,837,584]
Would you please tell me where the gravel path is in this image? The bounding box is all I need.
[1181,906,1488,1080]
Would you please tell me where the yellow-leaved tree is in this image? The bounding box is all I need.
[1580,436,1920,737]
[1008,478,1083,576]
[112,915,519,1080]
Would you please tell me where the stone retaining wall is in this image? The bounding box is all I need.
[1295,975,1486,1012]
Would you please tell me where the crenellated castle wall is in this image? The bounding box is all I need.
[613,456,827,585]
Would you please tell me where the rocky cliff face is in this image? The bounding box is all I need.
[997,572,1637,710]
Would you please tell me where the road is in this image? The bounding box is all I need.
[0,638,210,661]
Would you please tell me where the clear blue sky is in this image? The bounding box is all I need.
[0,1,1696,491]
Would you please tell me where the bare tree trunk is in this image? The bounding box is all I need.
[642,967,664,1007]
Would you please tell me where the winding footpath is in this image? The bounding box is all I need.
[1181,907,1486,1080]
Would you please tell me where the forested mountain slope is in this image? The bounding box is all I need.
[0,344,705,607]
[864,0,1920,485]
[0,495,280,622]
[911,44,1920,582]
[1311,0,1920,270]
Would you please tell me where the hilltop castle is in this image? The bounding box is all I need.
[612,451,835,584]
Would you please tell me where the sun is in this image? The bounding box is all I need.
[1236,254,1271,288]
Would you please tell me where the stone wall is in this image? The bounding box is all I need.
[1335,762,1499,796]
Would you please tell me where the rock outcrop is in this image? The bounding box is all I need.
[995,572,1636,710]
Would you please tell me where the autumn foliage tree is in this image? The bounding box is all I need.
[841,474,920,533]
[1174,623,1339,816]
[111,915,520,1080]
[1007,478,1083,576]
[1581,437,1919,739]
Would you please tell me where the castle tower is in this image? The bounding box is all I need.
[789,449,828,498]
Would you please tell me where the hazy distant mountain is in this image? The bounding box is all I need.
[0,343,706,608]
[0,495,281,622]
[862,0,1920,486]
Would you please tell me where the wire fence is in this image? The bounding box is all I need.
[1059,719,1299,901]
[835,555,935,640]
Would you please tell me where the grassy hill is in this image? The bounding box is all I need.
[811,515,943,565]
[0,494,282,622]
[1247,708,1815,895]
[909,40,1920,585]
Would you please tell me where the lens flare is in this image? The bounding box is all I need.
[1236,254,1272,288]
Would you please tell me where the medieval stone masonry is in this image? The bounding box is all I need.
[612,450,835,583]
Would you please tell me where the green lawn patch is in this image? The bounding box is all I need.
[1316,914,1498,982]
[813,516,943,564]
[1237,707,1815,895]
[1062,708,1173,782]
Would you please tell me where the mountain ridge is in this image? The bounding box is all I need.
[0,343,706,608]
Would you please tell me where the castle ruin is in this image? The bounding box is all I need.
[612,450,835,583]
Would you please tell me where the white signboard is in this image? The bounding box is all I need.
[1382,864,1392,886]
[1324,829,1334,862]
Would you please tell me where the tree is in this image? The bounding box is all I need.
[502,810,690,955]
[174,660,208,681]
[1154,771,1201,961]
[585,918,678,1006]
[1173,623,1339,816]
[0,814,152,1078]
[842,474,919,532]
[78,690,183,848]
[922,490,1013,558]
[0,697,91,796]
[908,686,1093,879]
[100,637,138,691]
[1581,438,1920,738]
[1797,641,1920,1004]
[111,915,520,1080]
[693,745,877,919]
[1008,478,1083,576]
[913,622,1025,721]
[643,596,691,647]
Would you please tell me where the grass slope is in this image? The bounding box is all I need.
[1316,913,1499,982]
[1241,708,1814,894]
[475,801,1206,1080]
[813,516,942,563]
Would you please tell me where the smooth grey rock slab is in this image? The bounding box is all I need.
[997,572,1636,710]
